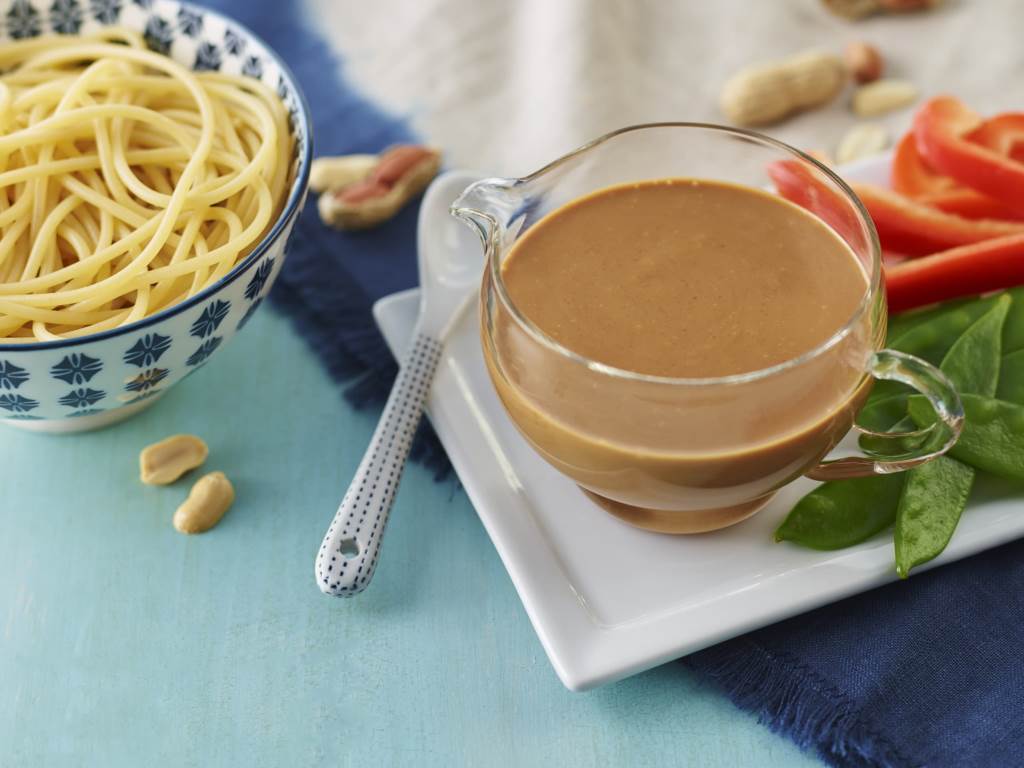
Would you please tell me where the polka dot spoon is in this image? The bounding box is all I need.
[315,170,484,596]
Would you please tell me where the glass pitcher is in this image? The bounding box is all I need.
[451,123,962,533]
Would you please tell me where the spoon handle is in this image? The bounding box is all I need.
[316,331,444,596]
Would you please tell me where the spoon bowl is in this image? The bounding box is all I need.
[418,171,487,337]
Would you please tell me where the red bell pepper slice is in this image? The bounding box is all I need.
[891,132,958,196]
[914,97,1024,212]
[967,113,1024,163]
[852,183,1024,256]
[767,159,863,247]
[890,129,1023,219]
[917,188,1024,221]
[886,233,1024,312]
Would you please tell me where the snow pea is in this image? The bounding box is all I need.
[859,295,1010,450]
[882,285,1024,361]
[885,286,1024,350]
[894,295,1010,577]
[894,456,974,578]
[909,394,1024,481]
[867,295,1001,405]
[889,294,1002,364]
[775,474,905,550]
[885,295,977,342]
[779,292,1021,563]
[1001,285,1024,354]
[996,349,1024,404]
[881,287,1024,406]
[858,394,911,433]
[939,294,1010,394]
[778,409,916,550]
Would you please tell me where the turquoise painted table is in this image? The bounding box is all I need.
[2,308,821,767]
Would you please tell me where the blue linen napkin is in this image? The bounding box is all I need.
[207,3,1024,765]
[686,538,1024,767]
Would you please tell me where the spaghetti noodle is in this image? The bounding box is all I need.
[0,28,293,341]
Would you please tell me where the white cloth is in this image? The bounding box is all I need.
[311,0,1023,177]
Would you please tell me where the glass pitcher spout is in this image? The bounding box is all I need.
[450,177,529,248]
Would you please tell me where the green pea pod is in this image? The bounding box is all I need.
[996,349,1024,404]
[858,401,929,459]
[884,285,1024,356]
[939,294,1010,396]
[889,295,1001,366]
[1001,285,1024,354]
[858,393,909,432]
[861,380,910,413]
[894,456,974,578]
[779,291,1021,561]
[778,413,915,549]
[775,474,904,550]
[886,295,978,343]
[864,296,1011,453]
[909,394,1024,481]
[867,296,1001,405]
[894,295,1010,577]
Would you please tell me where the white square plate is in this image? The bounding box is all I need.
[373,154,1024,691]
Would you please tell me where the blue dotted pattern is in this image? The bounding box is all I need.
[317,334,443,596]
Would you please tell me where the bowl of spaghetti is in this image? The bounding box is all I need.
[0,0,311,431]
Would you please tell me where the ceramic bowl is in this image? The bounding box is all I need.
[0,0,312,432]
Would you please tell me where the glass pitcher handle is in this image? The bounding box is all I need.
[807,349,964,482]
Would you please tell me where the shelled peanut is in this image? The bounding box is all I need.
[313,145,442,231]
[173,471,235,534]
[852,79,919,117]
[138,433,233,535]
[140,434,208,485]
[836,122,890,163]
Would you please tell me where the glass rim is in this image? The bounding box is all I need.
[475,121,883,388]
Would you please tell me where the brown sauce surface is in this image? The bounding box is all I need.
[501,178,867,378]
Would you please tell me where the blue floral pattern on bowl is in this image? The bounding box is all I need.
[125,368,169,392]
[58,388,107,409]
[185,337,223,367]
[0,393,39,413]
[0,360,30,390]
[190,300,230,338]
[6,1,42,38]
[90,0,121,24]
[0,0,311,432]
[123,333,172,368]
[51,353,103,384]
